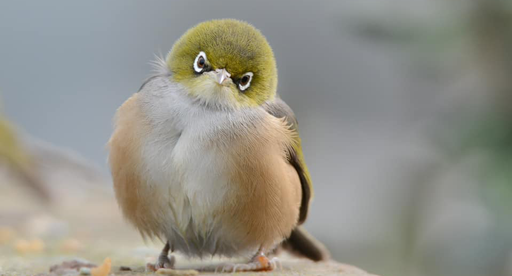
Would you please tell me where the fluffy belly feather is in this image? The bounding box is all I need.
[110,91,301,258]
[140,132,253,257]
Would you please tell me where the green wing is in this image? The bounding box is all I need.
[263,97,312,224]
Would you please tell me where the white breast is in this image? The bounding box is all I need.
[137,77,268,257]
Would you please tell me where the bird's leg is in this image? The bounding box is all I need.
[151,242,175,270]
[248,250,281,271]
[209,247,279,272]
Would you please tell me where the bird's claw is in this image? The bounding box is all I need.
[216,255,280,272]
[155,254,175,270]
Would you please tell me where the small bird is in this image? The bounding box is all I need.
[109,19,328,272]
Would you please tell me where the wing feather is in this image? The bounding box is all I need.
[263,97,312,224]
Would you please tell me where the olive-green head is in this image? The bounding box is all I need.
[167,19,277,108]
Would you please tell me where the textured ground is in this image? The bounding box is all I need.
[0,168,376,276]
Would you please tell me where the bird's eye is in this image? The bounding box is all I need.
[238,72,253,91]
[193,51,207,73]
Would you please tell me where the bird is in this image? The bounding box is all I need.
[108,19,328,272]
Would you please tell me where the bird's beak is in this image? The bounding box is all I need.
[214,68,231,85]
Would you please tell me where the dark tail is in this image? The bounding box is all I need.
[281,226,330,261]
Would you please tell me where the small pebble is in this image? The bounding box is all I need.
[49,259,97,273]
[90,258,111,276]
[118,266,131,271]
[79,267,91,275]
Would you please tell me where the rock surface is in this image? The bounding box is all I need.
[0,167,378,276]
[115,259,377,276]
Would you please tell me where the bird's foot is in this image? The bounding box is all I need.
[146,254,175,271]
[157,253,175,269]
[215,254,280,273]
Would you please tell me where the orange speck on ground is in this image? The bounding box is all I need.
[91,257,111,276]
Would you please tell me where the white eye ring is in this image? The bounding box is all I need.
[193,51,207,73]
[238,72,253,91]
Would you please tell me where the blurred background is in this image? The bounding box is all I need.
[1,0,512,275]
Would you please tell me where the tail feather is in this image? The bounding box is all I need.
[281,226,330,262]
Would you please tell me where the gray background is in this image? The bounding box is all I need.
[3,1,506,276]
